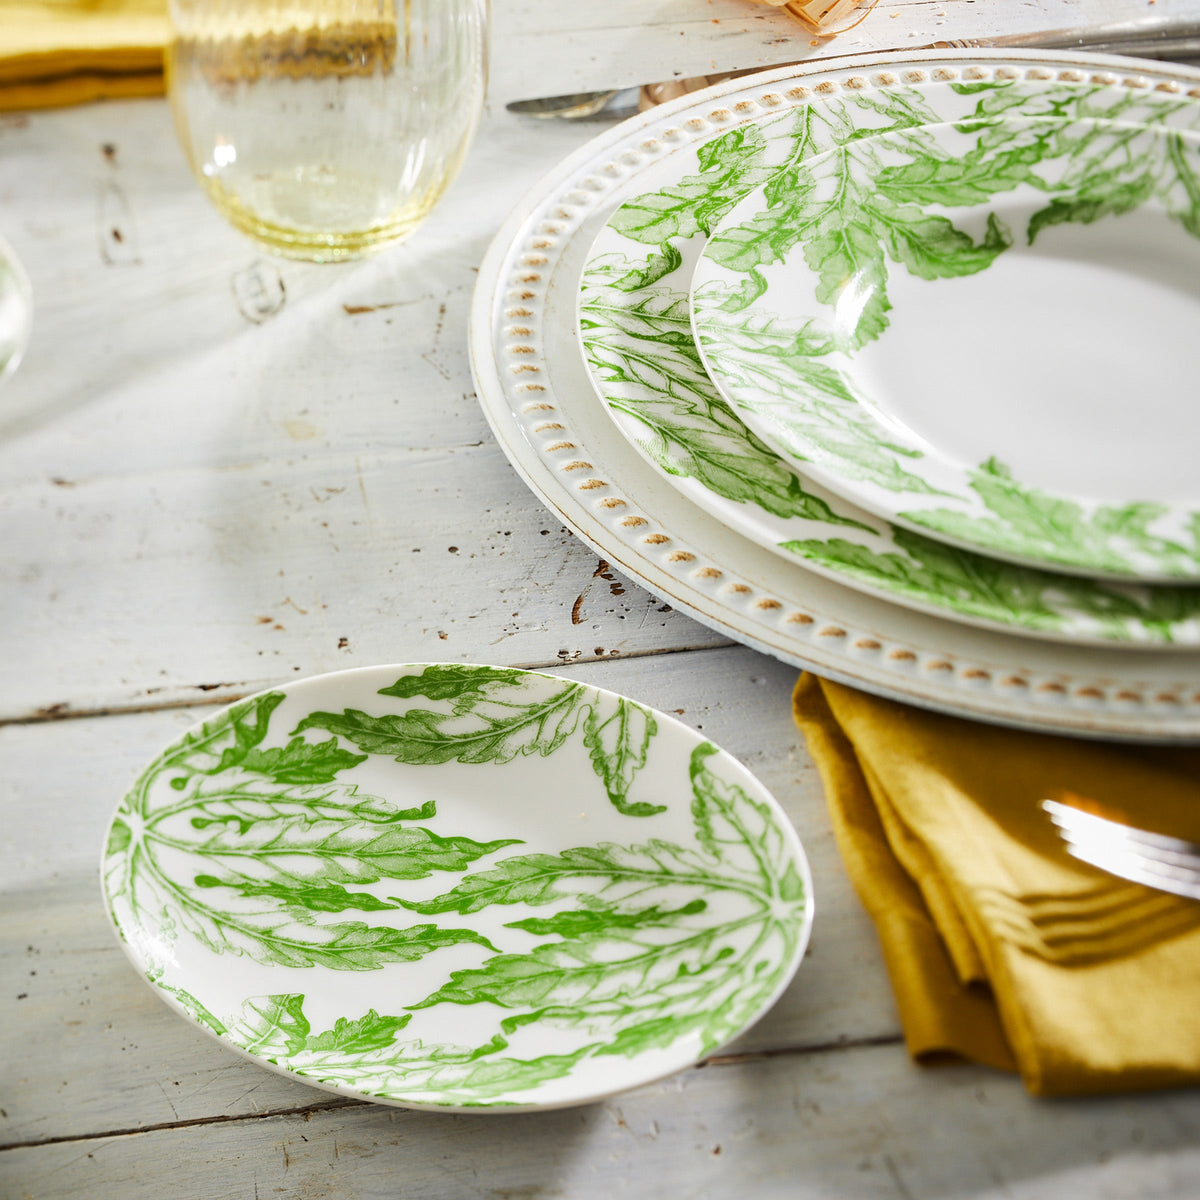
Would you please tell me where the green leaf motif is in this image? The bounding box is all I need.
[106,695,522,971]
[583,699,664,817]
[376,663,529,705]
[193,872,401,914]
[109,670,810,1105]
[609,122,777,244]
[306,1009,413,1054]
[581,266,869,525]
[231,736,368,785]
[704,133,1012,345]
[903,458,1200,578]
[396,744,807,1057]
[230,993,311,1058]
[294,681,590,766]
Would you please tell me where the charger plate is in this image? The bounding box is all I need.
[691,112,1200,582]
[471,49,1200,742]
[102,664,813,1112]
[580,110,1200,646]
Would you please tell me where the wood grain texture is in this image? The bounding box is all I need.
[6,1042,1200,1200]
[5,4,1200,1195]
[489,0,1181,103]
[1,650,895,1147]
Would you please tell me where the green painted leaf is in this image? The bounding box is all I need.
[581,271,869,525]
[610,122,776,244]
[1029,175,1155,243]
[613,240,683,291]
[689,743,803,898]
[591,1006,730,1059]
[376,664,529,705]
[897,458,1200,577]
[232,736,368,785]
[177,803,520,884]
[193,873,401,914]
[159,983,228,1037]
[212,918,497,972]
[504,899,707,938]
[306,1009,412,1053]
[408,930,738,1013]
[229,993,310,1058]
[582,698,664,817]
[293,680,590,766]
[208,693,287,774]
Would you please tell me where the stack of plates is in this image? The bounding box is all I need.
[470,50,1200,741]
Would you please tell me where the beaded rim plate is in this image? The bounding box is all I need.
[102,664,813,1112]
[578,103,1200,645]
[471,50,1200,742]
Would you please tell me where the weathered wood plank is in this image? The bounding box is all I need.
[0,100,730,721]
[489,0,1179,104]
[0,441,732,721]
[6,1040,1200,1200]
[0,649,894,1146]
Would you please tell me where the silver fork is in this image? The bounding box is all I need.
[1043,800,1200,901]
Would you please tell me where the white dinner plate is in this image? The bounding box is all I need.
[690,111,1200,582]
[102,664,813,1111]
[471,50,1200,741]
[579,107,1200,646]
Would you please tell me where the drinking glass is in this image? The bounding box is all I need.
[0,236,32,386]
[167,0,489,261]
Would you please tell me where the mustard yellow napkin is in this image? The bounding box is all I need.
[0,0,167,111]
[793,672,1200,1096]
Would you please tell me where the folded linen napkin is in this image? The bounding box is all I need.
[0,0,167,111]
[793,672,1200,1096]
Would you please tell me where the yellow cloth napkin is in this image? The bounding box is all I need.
[0,0,167,111]
[793,672,1200,1096]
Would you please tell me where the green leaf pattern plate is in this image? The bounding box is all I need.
[689,99,1200,582]
[102,664,813,1111]
[580,82,1200,643]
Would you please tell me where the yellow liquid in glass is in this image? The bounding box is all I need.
[168,7,486,261]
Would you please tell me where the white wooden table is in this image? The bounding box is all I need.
[4,3,1200,1196]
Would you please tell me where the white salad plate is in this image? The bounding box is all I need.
[690,109,1200,583]
[471,50,1200,742]
[580,110,1200,647]
[102,664,813,1112]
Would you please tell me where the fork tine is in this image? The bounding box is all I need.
[1043,800,1200,902]
[1058,840,1200,902]
[1044,801,1200,858]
